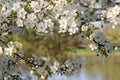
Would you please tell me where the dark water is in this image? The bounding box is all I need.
[48,56,120,80]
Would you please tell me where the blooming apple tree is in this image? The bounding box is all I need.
[0,0,119,79]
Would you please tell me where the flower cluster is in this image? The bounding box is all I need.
[104,5,120,28]
[0,52,82,80]
[0,41,23,56]
[0,0,118,79]
[0,0,119,35]
[0,0,80,35]
[89,32,112,56]
[79,24,112,56]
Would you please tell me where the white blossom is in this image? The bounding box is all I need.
[68,22,78,35]
[0,47,3,54]
[12,2,21,11]
[1,5,6,13]
[29,1,41,13]
[58,17,68,33]
[52,0,65,4]
[30,1,38,8]
[24,19,36,29]
[16,18,23,27]
[24,13,38,28]
[63,9,77,17]
[36,22,47,33]
[0,13,7,22]
[30,70,34,74]
[89,44,98,51]
[27,13,37,21]
[52,1,67,16]
[14,41,23,50]
[4,47,14,56]
[81,25,88,31]
[17,8,27,19]
[89,33,96,40]
[44,18,54,31]
[106,5,120,27]
[46,5,54,10]
[3,41,23,56]
[112,5,120,15]
[50,61,59,73]
[41,75,45,79]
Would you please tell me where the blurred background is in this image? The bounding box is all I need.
[10,24,120,80]
[11,24,120,58]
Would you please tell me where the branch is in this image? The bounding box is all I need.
[43,12,57,21]
[14,53,42,67]
[77,0,89,8]
[77,0,106,10]
[14,53,43,78]
[35,10,59,23]
[0,39,8,47]
[43,11,59,24]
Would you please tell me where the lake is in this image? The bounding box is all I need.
[48,56,120,80]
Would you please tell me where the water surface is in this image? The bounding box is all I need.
[48,56,120,80]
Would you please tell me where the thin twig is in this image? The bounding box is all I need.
[0,39,8,47]
[77,0,106,10]
[43,12,57,20]
[77,0,89,8]
[14,53,42,78]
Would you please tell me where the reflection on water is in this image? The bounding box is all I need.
[48,56,120,80]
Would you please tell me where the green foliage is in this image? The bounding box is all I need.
[107,0,112,5]
[96,0,99,2]
[104,26,120,46]
[89,10,95,15]
[24,4,30,12]
[46,0,51,2]
[66,0,71,3]
[12,29,83,57]
[10,10,17,15]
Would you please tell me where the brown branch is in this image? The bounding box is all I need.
[0,39,8,47]
[14,53,43,67]
[14,53,43,78]
[43,12,57,21]
[77,0,89,8]
[77,0,106,10]
[42,11,59,24]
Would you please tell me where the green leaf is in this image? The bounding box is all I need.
[46,0,51,2]
[10,10,17,15]
[66,0,71,3]
[96,0,99,2]
[75,11,79,20]
[91,25,99,30]
[24,4,30,12]
[8,32,12,35]
[16,48,20,51]
[89,10,95,15]
[107,0,111,5]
